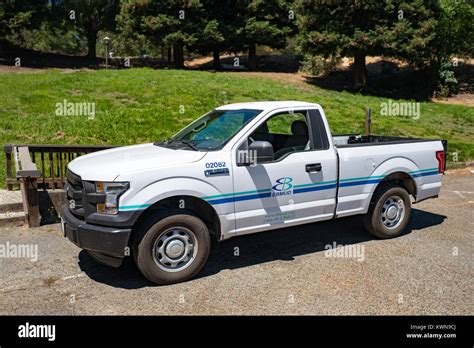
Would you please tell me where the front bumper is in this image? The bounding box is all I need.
[61,205,131,267]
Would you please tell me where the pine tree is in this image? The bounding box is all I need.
[62,0,120,59]
[432,0,474,95]
[196,0,246,70]
[0,0,49,45]
[297,0,440,87]
[239,0,295,70]
[118,0,204,68]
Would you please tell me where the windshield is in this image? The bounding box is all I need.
[168,108,262,151]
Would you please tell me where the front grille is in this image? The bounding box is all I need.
[65,169,85,217]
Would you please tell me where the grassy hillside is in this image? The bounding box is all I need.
[0,68,473,187]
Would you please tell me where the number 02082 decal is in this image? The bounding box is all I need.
[205,161,226,168]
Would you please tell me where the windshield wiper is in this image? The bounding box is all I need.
[154,138,199,151]
[176,139,198,150]
[155,139,198,151]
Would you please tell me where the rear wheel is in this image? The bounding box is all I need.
[363,184,411,239]
[134,213,210,285]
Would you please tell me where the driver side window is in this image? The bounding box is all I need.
[249,111,311,161]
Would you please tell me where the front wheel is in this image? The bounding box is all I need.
[363,185,411,239]
[134,213,211,285]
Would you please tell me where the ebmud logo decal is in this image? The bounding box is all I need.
[272,177,293,197]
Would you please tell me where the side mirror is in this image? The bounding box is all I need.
[248,140,274,164]
[236,140,274,166]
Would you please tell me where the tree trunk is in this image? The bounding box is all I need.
[248,43,257,70]
[173,42,184,69]
[167,47,172,64]
[353,50,368,88]
[213,50,221,70]
[86,30,98,60]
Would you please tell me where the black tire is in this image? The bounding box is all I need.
[363,184,411,239]
[133,213,211,285]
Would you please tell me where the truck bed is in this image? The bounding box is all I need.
[333,134,445,148]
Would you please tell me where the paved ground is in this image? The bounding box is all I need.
[0,190,22,205]
[0,169,473,315]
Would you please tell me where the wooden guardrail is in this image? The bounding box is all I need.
[4,144,115,227]
[4,144,115,190]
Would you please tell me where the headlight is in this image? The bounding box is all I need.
[95,182,129,215]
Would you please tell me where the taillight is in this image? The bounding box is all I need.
[436,150,445,174]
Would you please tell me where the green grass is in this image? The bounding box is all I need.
[0,68,473,187]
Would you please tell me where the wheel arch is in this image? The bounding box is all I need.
[369,171,417,205]
[130,195,222,242]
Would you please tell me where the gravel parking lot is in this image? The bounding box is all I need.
[0,170,472,315]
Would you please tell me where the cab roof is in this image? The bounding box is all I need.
[215,101,320,112]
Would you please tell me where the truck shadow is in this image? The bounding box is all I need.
[78,208,446,289]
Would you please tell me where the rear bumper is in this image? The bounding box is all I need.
[61,205,131,267]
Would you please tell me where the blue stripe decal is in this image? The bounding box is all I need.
[119,204,151,211]
[120,168,441,209]
[293,183,337,194]
[339,179,382,187]
[207,191,273,205]
[410,167,438,173]
[411,170,439,178]
[206,170,440,205]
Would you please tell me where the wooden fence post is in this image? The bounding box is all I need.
[15,146,41,227]
[20,177,40,227]
[4,144,14,190]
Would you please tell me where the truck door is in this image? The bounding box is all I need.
[231,108,338,236]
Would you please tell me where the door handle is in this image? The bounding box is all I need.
[305,163,322,172]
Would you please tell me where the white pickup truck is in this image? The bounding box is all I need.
[61,101,446,284]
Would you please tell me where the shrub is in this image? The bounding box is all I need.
[300,54,341,76]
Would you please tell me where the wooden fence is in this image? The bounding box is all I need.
[3,144,115,226]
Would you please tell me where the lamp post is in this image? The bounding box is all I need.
[103,36,110,69]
